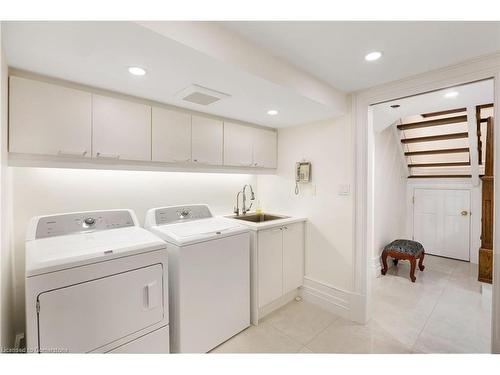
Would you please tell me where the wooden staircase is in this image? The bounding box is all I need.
[396,103,495,283]
[397,105,493,178]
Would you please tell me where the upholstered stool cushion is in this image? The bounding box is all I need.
[383,239,424,255]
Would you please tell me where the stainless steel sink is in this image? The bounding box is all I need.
[228,213,290,223]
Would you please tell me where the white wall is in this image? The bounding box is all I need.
[257,115,354,292]
[0,24,15,351]
[9,167,256,336]
[406,179,482,264]
[373,124,409,274]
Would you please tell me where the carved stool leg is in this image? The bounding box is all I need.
[392,259,399,266]
[381,250,388,275]
[418,251,425,271]
[409,257,417,282]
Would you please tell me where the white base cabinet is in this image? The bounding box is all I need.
[257,227,284,307]
[251,221,305,323]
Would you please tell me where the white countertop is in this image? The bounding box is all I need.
[225,212,307,231]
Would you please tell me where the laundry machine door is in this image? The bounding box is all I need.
[38,264,164,353]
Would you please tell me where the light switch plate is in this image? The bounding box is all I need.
[338,184,350,196]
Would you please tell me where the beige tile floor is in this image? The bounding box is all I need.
[211,255,492,353]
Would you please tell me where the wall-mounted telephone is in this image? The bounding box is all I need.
[295,161,311,195]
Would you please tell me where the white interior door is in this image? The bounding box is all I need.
[413,188,471,261]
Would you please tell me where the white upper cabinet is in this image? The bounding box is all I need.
[223,122,254,167]
[152,107,191,163]
[223,122,277,168]
[9,77,277,170]
[9,76,92,157]
[92,95,151,161]
[191,115,223,165]
[252,128,277,168]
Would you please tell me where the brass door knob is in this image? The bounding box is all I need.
[461,210,468,216]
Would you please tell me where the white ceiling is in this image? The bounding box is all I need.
[221,21,500,91]
[2,21,344,128]
[372,79,494,131]
[3,21,499,129]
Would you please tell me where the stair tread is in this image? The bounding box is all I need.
[408,175,471,178]
[401,132,468,144]
[404,147,469,156]
[397,115,467,130]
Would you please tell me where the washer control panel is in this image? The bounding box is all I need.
[155,205,213,225]
[35,210,135,239]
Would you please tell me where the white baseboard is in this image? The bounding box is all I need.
[300,277,366,323]
[372,256,382,278]
[14,333,24,351]
[257,289,299,323]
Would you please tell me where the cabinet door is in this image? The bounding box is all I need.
[9,76,91,157]
[152,107,191,163]
[258,227,283,308]
[93,95,151,161]
[282,223,305,294]
[253,128,277,168]
[191,115,223,165]
[223,122,254,167]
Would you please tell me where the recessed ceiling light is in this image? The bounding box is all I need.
[267,109,278,116]
[444,91,459,98]
[364,51,382,62]
[128,66,147,76]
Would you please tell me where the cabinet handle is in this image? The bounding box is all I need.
[271,227,283,232]
[193,159,212,164]
[283,226,288,230]
[57,150,87,157]
[96,152,120,159]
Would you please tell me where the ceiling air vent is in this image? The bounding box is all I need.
[175,84,230,106]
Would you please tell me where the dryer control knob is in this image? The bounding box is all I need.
[84,217,96,226]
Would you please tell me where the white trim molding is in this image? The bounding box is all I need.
[301,277,365,323]
[351,52,500,346]
[371,256,382,278]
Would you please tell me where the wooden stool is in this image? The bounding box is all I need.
[381,239,425,282]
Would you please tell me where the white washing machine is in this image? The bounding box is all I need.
[145,204,250,353]
[25,209,170,353]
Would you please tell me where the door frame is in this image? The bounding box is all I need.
[351,52,500,352]
[412,186,472,262]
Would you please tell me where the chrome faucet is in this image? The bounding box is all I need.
[234,184,255,216]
